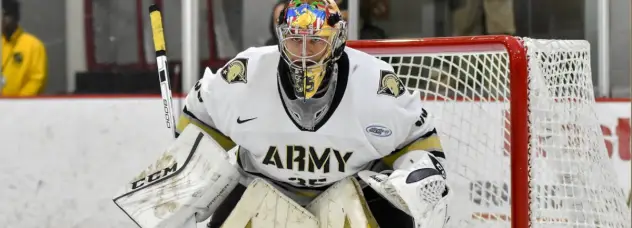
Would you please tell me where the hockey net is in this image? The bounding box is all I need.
[348,36,631,228]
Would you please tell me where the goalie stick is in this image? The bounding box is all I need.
[149,4,177,138]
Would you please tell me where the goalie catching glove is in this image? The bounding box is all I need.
[358,150,451,228]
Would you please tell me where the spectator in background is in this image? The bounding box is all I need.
[333,0,387,39]
[450,0,516,36]
[358,0,387,39]
[265,0,286,46]
[1,0,47,96]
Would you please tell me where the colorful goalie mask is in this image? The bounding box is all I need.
[277,0,347,99]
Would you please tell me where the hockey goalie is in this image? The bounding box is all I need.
[113,1,450,227]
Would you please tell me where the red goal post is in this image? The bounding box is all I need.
[347,36,630,228]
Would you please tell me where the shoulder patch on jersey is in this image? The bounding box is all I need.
[377,70,406,98]
[220,58,248,84]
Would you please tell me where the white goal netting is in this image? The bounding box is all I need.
[352,36,631,228]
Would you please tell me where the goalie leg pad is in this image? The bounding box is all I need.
[222,178,380,228]
[221,178,319,228]
[112,124,241,228]
[306,177,379,228]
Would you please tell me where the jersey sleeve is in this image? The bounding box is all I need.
[373,68,445,169]
[177,46,269,150]
[176,67,236,150]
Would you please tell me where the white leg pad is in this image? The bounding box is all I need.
[113,124,241,228]
[223,177,378,228]
[221,178,319,228]
[306,177,378,228]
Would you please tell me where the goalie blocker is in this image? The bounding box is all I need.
[112,124,241,228]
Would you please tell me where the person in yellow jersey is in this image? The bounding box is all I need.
[1,0,47,96]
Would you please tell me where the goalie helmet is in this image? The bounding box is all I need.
[276,0,348,130]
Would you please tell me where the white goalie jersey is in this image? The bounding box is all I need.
[179,45,445,193]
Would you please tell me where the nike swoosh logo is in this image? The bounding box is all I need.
[237,116,258,124]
